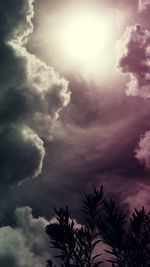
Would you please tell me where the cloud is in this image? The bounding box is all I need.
[0,0,70,186]
[0,206,50,267]
[0,206,84,267]
[1,0,150,226]
[139,0,150,12]
[135,130,150,169]
[118,24,150,98]
[118,22,150,213]
[124,182,150,212]
[0,0,34,43]
[0,125,45,186]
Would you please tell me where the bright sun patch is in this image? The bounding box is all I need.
[61,11,114,65]
[41,5,121,80]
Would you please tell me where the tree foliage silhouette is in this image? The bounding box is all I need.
[98,202,150,267]
[46,186,150,267]
[46,187,104,267]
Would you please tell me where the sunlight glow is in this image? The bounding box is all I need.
[61,11,114,65]
[40,4,123,81]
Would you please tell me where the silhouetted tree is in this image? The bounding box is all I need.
[126,208,150,267]
[46,186,150,267]
[97,199,127,267]
[46,187,104,267]
[97,201,150,267]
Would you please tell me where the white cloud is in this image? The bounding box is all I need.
[135,131,150,169]
[118,24,150,98]
[0,207,50,267]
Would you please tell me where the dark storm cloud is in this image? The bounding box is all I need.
[0,125,44,186]
[0,0,34,41]
[0,0,70,186]
[118,24,150,98]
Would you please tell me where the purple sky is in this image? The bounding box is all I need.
[0,0,150,266]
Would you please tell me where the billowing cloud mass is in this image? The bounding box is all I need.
[118,24,150,97]
[135,131,150,169]
[118,5,150,190]
[1,2,150,265]
[0,206,50,267]
[0,0,70,186]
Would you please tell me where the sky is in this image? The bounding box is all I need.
[0,0,150,266]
